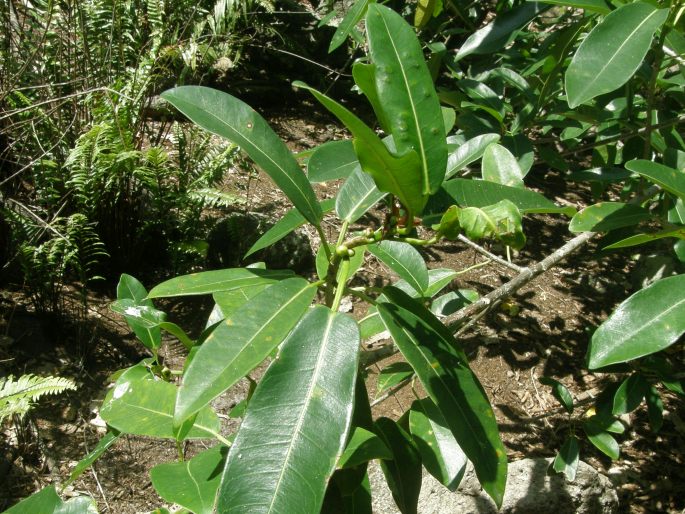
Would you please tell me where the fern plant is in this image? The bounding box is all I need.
[0,374,76,423]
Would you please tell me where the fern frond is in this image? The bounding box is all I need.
[0,374,77,423]
[187,188,246,209]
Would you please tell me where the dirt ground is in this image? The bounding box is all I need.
[1,106,684,513]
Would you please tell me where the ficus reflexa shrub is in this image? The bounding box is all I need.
[5,0,685,513]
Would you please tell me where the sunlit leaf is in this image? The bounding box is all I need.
[551,436,580,481]
[308,141,359,183]
[625,160,685,199]
[369,241,429,295]
[336,167,386,223]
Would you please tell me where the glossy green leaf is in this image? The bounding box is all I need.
[377,362,414,394]
[501,134,534,176]
[551,436,580,481]
[613,373,648,415]
[533,0,610,14]
[294,81,426,215]
[423,268,459,297]
[336,167,386,223]
[482,144,525,188]
[216,306,360,513]
[374,417,422,514]
[459,200,526,250]
[588,275,685,369]
[377,287,507,507]
[175,278,317,423]
[603,226,685,250]
[625,160,685,199]
[414,0,437,28]
[441,107,456,134]
[4,486,97,514]
[568,167,633,183]
[366,4,447,195]
[162,87,322,225]
[116,274,161,350]
[110,300,166,330]
[66,430,120,486]
[457,79,506,121]
[583,421,619,460]
[565,3,669,108]
[436,205,460,239]
[212,285,268,319]
[245,199,335,258]
[409,398,467,491]
[308,141,359,183]
[569,202,651,233]
[100,379,220,439]
[337,427,392,469]
[431,290,478,317]
[353,62,391,134]
[539,377,574,414]
[148,268,294,298]
[369,241,429,295]
[457,2,546,59]
[329,0,372,53]
[150,445,227,514]
[445,134,500,180]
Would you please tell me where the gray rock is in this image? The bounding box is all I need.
[369,458,618,514]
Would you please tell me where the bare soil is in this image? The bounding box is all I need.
[1,108,684,514]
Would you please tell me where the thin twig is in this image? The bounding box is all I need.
[457,234,525,273]
[370,377,412,407]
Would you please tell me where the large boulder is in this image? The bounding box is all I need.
[369,458,618,514]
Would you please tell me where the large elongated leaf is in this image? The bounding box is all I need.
[625,160,685,199]
[4,486,97,514]
[374,417,422,514]
[308,141,359,183]
[588,275,685,369]
[565,3,669,108]
[329,0,373,52]
[294,81,426,215]
[216,306,360,513]
[148,268,293,298]
[366,4,447,194]
[100,379,220,439]
[409,398,467,491]
[377,287,507,507]
[368,240,429,295]
[569,202,652,232]
[116,274,161,350]
[337,427,392,469]
[336,167,386,223]
[445,134,501,179]
[552,436,580,481]
[175,278,317,423]
[353,62,391,133]
[67,430,121,486]
[603,226,685,250]
[161,87,322,225]
[245,199,335,258]
[533,0,609,14]
[150,445,228,514]
[457,2,546,59]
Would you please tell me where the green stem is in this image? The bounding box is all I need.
[316,224,332,262]
[336,220,350,248]
[347,287,377,306]
[331,258,351,312]
[176,441,184,462]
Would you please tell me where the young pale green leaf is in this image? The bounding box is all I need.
[308,141,359,183]
[441,107,456,134]
[457,2,547,60]
[369,240,429,295]
[409,398,467,491]
[625,160,685,199]
[583,421,620,460]
[175,278,317,423]
[414,0,437,28]
[337,427,393,469]
[294,81,426,215]
[100,379,220,439]
[377,362,414,394]
[148,268,294,298]
[551,436,580,481]
[565,3,669,108]
[3,486,97,514]
[436,205,460,239]
[603,226,685,250]
[162,87,322,225]
[539,377,574,414]
[116,274,161,350]
[329,0,373,53]
[377,287,507,508]
[150,445,227,514]
[110,300,166,330]
[646,386,664,432]
[245,199,335,258]
[374,417,422,514]
[66,430,120,486]
[336,167,386,223]
[501,134,534,176]
[613,373,648,415]
[459,200,526,250]
[216,306,360,514]
[534,0,609,13]
[366,4,447,195]
[588,275,685,369]
[431,290,478,317]
[445,134,501,180]
[353,62,391,134]
[569,202,651,233]
[482,144,525,188]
